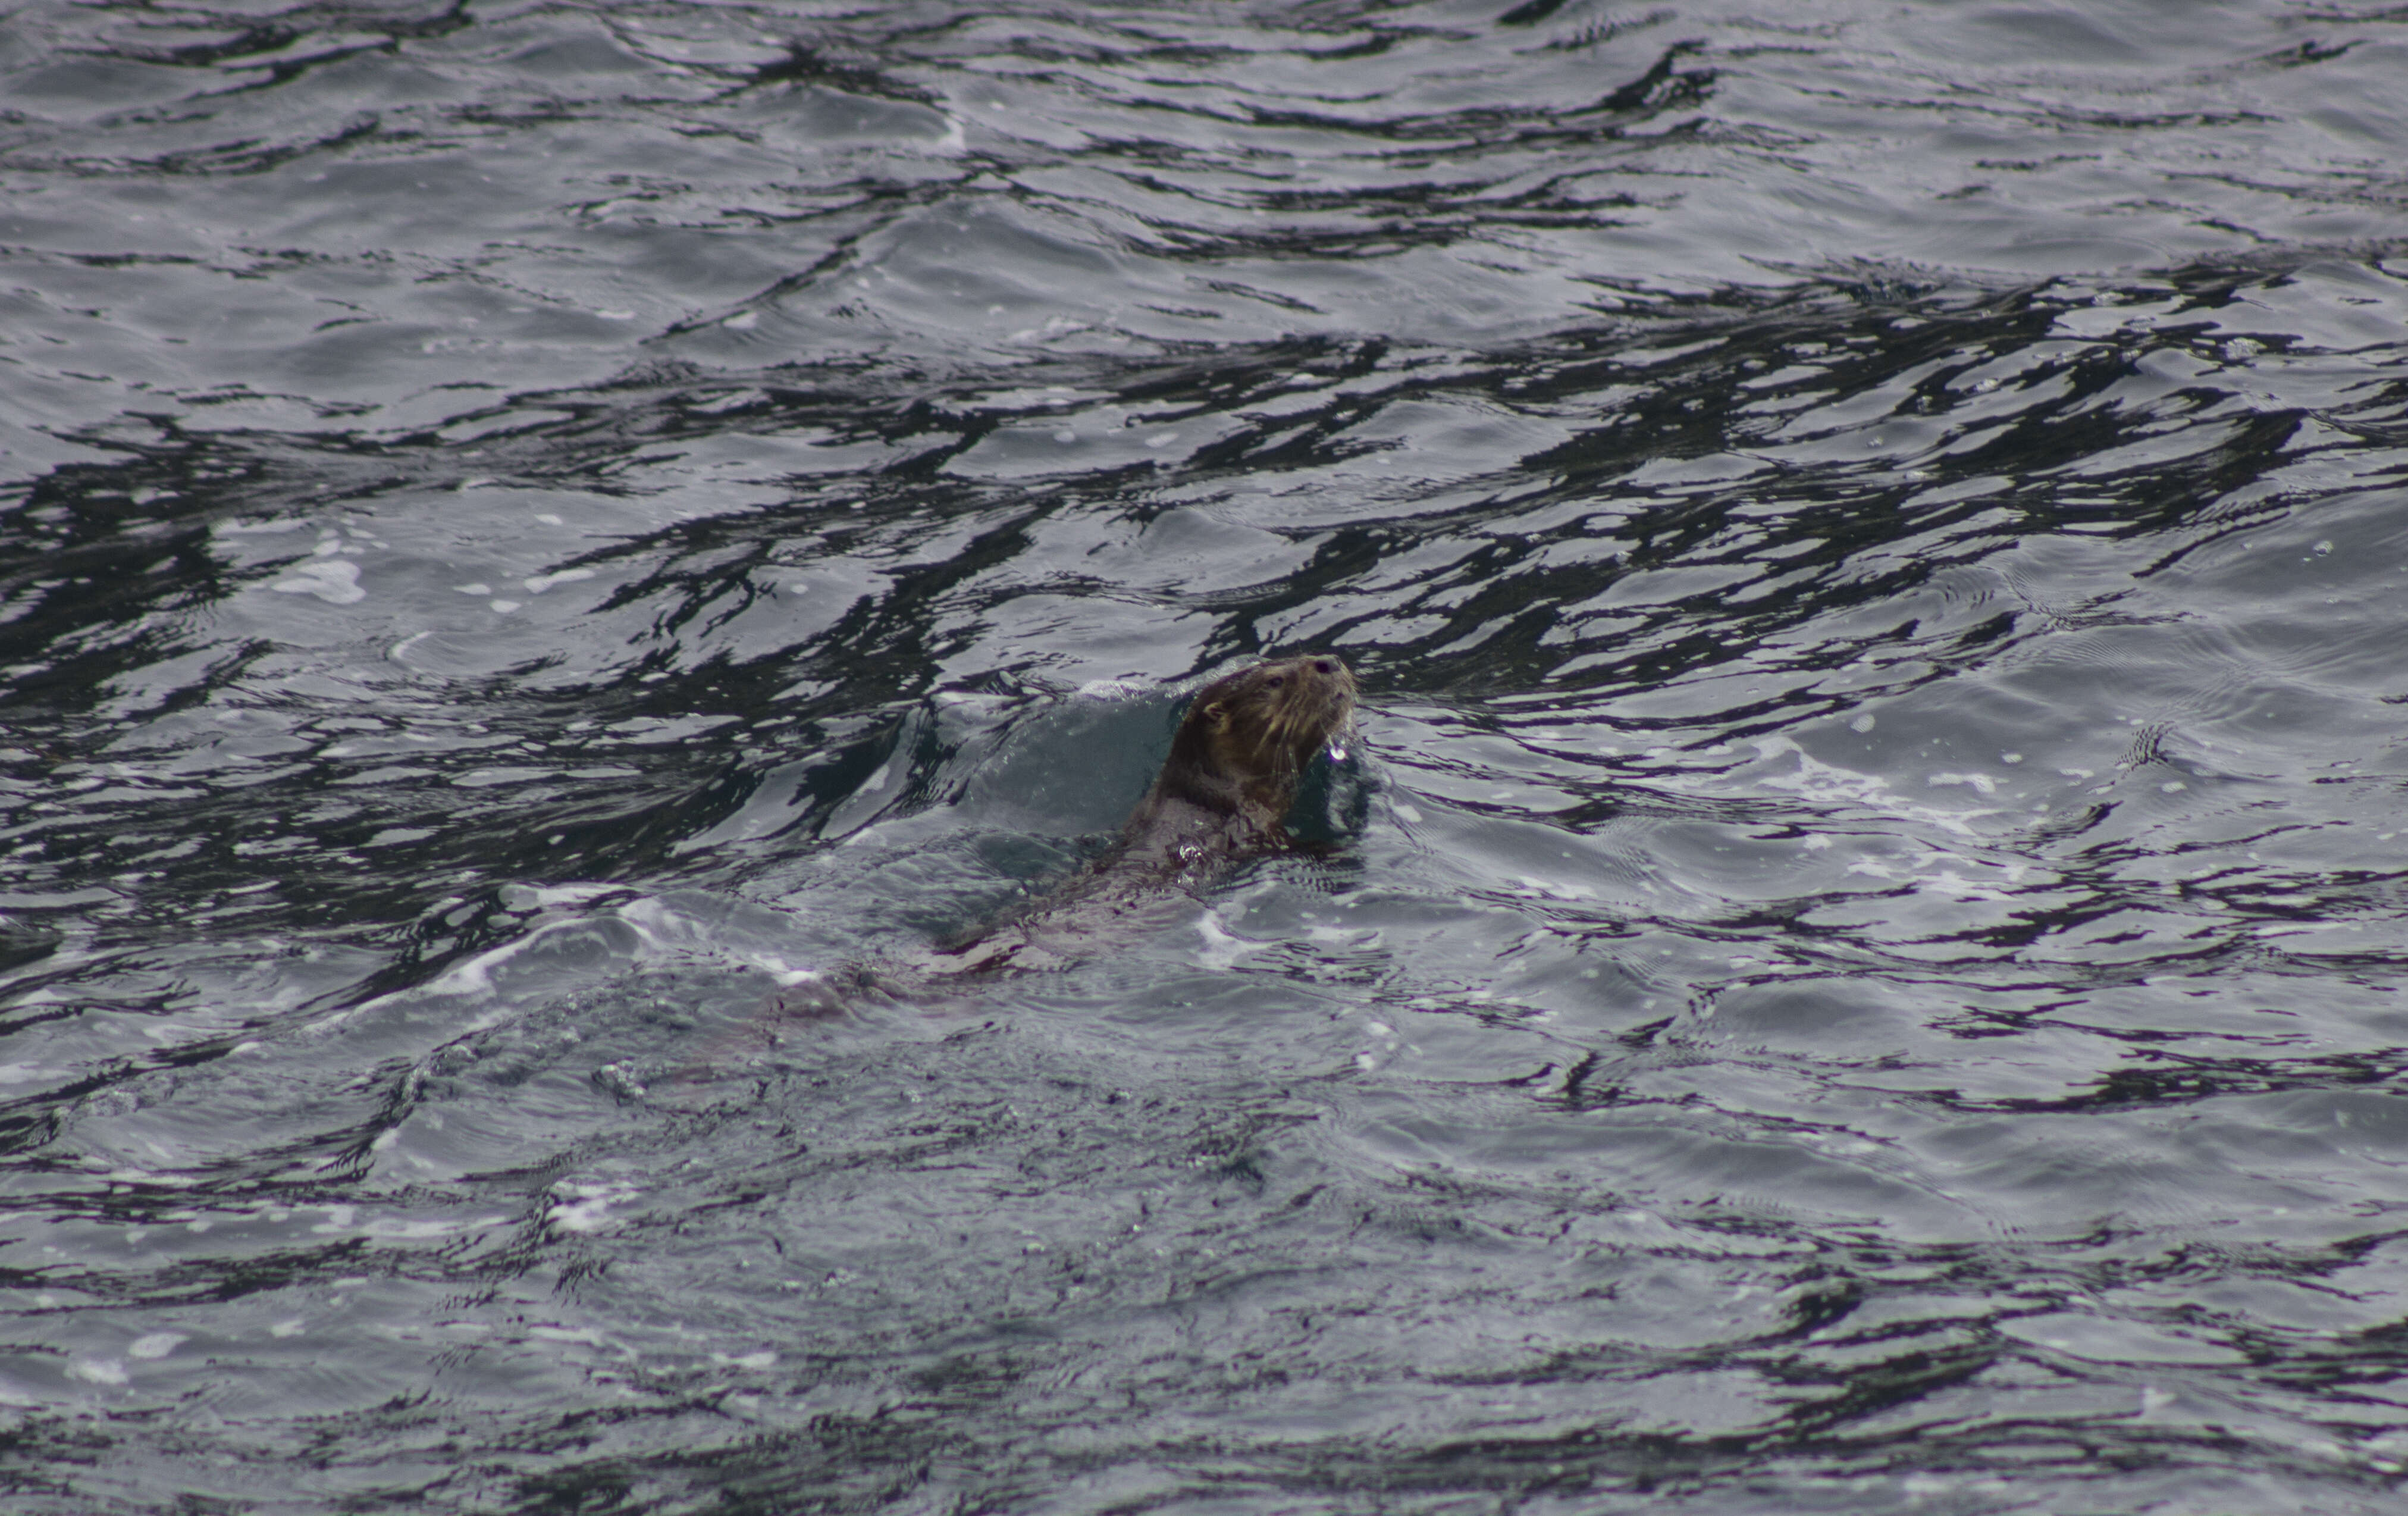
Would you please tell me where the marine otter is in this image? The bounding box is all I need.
[924,652,1357,975]
[1119,653,1359,865]
[673,654,1358,1064]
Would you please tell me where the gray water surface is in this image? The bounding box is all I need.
[5,2,2408,1512]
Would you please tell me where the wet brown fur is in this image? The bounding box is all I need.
[928,653,1355,973]
[1121,653,1358,863]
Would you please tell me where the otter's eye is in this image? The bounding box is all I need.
[1266,675,1284,688]
[1313,659,1336,674]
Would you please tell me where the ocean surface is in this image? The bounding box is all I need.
[5,1,2408,1511]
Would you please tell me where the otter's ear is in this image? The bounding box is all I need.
[1202,700,1230,732]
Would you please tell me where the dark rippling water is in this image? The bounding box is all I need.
[6,1,2408,1511]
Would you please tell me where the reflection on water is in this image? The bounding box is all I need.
[5,1,2408,1511]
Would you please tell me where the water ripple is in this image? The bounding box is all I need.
[5,1,2408,1511]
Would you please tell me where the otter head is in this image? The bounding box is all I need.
[1156,654,1356,826]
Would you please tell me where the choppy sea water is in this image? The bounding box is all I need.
[5,1,2408,1511]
